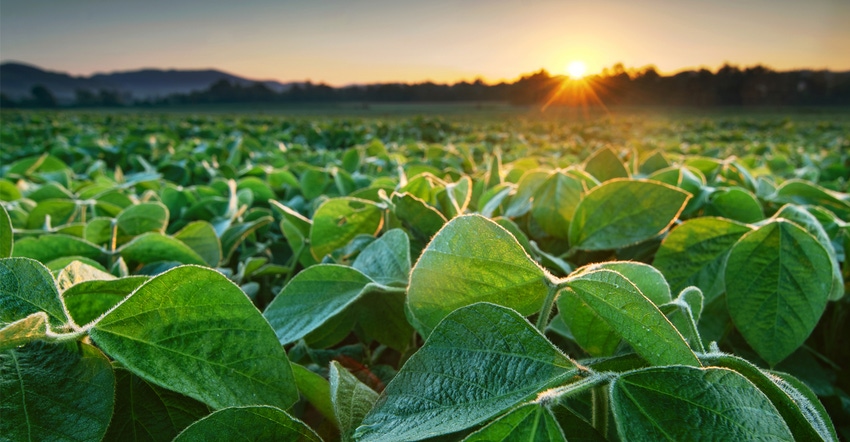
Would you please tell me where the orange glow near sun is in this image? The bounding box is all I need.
[566,60,588,79]
[541,61,608,115]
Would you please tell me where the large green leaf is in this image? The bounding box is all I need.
[13,234,102,263]
[331,360,380,442]
[119,233,207,266]
[0,341,115,442]
[611,366,793,441]
[355,303,578,442]
[0,257,65,326]
[310,197,383,260]
[653,217,751,301]
[173,406,321,442]
[104,368,210,442]
[569,179,689,250]
[725,220,832,366]
[463,404,566,441]
[90,265,298,410]
[264,264,373,344]
[560,269,700,366]
[407,215,550,335]
[0,204,12,258]
[773,204,844,301]
[531,171,584,239]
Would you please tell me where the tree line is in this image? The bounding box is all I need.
[3,63,848,108]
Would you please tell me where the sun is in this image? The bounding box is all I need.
[565,60,587,79]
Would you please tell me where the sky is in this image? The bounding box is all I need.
[2,0,849,86]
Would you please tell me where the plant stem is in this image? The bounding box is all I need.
[592,384,609,437]
[535,280,563,332]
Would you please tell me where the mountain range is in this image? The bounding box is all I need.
[0,62,293,103]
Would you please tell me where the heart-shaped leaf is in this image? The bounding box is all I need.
[90,265,298,410]
[611,366,792,440]
[569,179,689,250]
[356,303,577,442]
[407,215,550,335]
[725,220,832,366]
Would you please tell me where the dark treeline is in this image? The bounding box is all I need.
[3,64,849,108]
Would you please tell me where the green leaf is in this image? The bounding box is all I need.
[0,204,12,258]
[582,261,672,305]
[0,257,65,326]
[300,166,331,200]
[725,220,832,366]
[0,312,48,351]
[611,366,793,441]
[173,406,321,442]
[769,179,850,221]
[584,147,629,182]
[771,371,838,441]
[391,192,447,240]
[407,214,550,335]
[90,265,298,410]
[653,217,751,301]
[310,197,383,260]
[116,202,169,241]
[331,360,380,441]
[62,276,147,326]
[356,288,414,351]
[355,303,578,442]
[352,229,410,287]
[569,179,689,251]
[773,204,844,301]
[560,269,700,366]
[26,199,79,229]
[264,264,372,345]
[119,233,207,266]
[291,363,336,425]
[701,353,837,442]
[104,368,210,442]
[13,234,102,263]
[1,341,115,442]
[705,187,764,223]
[173,221,222,267]
[531,171,585,239]
[463,404,566,442]
[504,169,548,218]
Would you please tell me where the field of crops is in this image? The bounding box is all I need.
[1,108,849,441]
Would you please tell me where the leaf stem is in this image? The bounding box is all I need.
[535,279,564,332]
[592,384,609,436]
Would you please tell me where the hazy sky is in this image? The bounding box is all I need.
[2,0,849,85]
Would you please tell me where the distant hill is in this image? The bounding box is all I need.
[0,62,291,103]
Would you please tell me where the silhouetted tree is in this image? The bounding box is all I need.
[30,85,58,108]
